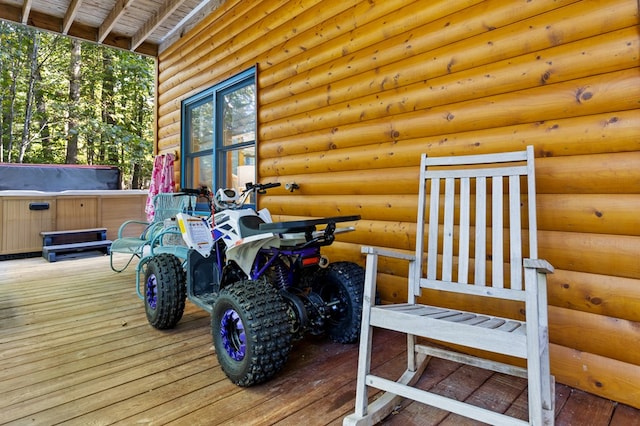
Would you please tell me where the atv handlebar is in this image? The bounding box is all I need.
[244,182,281,194]
[177,186,212,198]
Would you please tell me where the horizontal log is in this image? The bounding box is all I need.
[261,194,418,222]
[157,137,180,154]
[537,194,640,236]
[158,121,180,141]
[536,151,640,194]
[549,306,640,366]
[157,109,180,130]
[547,269,640,322]
[259,110,640,175]
[551,343,640,409]
[539,231,640,280]
[259,167,418,195]
[259,68,640,158]
[260,26,639,139]
[321,241,367,268]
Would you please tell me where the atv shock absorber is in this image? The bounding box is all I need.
[273,259,289,290]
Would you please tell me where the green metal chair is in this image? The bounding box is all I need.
[109,192,195,273]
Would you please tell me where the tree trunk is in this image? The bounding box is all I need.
[66,38,81,164]
[6,32,23,163]
[18,31,39,163]
[130,91,146,189]
[101,50,117,164]
[35,62,51,162]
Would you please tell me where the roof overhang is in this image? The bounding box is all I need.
[0,0,224,56]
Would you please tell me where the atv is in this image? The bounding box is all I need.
[141,182,364,386]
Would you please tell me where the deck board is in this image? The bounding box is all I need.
[1,255,639,425]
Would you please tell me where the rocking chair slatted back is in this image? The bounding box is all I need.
[416,148,536,301]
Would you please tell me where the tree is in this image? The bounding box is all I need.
[0,20,155,188]
[66,38,81,164]
[18,29,38,162]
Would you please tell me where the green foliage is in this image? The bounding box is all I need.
[0,21,155,188]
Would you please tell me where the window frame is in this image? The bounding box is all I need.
[180,66,257,193]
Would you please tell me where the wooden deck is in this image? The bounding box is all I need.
[1,254,639,425]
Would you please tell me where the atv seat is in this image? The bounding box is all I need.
[238,215,267,237]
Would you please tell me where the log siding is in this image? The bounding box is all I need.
[156,0,640,409]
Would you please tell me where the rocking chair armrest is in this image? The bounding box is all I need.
[117,220,151,238]
[361,245,416,262]
[524,258,554,274]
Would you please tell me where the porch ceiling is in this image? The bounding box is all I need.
[0,0,225,56]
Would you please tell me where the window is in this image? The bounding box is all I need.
[181,67,256,196]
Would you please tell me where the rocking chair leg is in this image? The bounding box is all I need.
[344,352,430,426]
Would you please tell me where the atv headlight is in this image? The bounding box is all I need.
[216,188,239,203]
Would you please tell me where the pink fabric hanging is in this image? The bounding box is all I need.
[145,153,175,221]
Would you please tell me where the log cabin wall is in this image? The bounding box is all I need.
[156,0,640,408]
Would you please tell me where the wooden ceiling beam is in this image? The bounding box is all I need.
[130,0,188,51]
[99,0,134,43]
[62,0,84,35]
[21,0,32,24]
[1,8,157,57]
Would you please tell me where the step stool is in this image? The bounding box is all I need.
[41,228,112,262]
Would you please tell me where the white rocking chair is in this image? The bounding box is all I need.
[344,146,555,425]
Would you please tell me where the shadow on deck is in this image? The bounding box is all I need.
[1,255,639,425]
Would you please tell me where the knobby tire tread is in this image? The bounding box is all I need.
[145,253,186,329]
[212,280,292,387]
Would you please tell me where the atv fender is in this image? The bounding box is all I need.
[226,233,280,277]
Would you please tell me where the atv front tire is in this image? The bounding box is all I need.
[143,253,186,329]
[212,280,292,387]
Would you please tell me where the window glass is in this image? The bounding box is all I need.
[222,146,256,191]
[187,154,213,189]
[189,100,214,152]
[222,84,256,147]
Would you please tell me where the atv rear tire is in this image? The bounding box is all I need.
[312,261,364,344]
[212,280,292,387]
[143,254,186,329]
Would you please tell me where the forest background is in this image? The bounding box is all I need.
[0,20,155,189]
